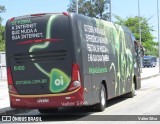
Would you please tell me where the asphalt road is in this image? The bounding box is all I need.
[13,75,160,123]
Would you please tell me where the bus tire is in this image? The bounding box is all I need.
[95,84,107,112]
[85,105,95,112]
[38,108,58,114]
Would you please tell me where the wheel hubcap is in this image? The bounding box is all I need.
[101,88,105,106]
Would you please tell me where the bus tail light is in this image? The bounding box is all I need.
[9,17,15,22]
[68,64,81,91]
[7,68,18,94]
[63,12,69,16]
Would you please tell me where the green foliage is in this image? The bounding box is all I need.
[0,5,6,13]
[0,25,5,51]
[114,15,158,56]
[0,5,6,23]
[0,5,6,51]
[67,0,110,20]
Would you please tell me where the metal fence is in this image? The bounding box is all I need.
[0,52,6,80]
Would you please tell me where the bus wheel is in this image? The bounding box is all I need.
[95,84,107,112]
[38,108,58,114]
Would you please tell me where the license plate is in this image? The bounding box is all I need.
[37,98,49,103]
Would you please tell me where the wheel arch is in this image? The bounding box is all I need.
[101,80,108,100]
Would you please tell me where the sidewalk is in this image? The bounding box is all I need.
[141,66,160,79]
[0,80,30,115]
[0,67,160,115]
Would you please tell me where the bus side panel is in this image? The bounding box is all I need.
[72,14,140,106]
[75,15,119,104]
[83,75,93,105]
[123,32,137,93]
[91,72,117,102]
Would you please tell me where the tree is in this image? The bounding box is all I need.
[114,16,158,56]
[0,5,6,24]
[0,5,6,51]
[0,25,5,51]
[67,0,110,20]
[0,5,5,13]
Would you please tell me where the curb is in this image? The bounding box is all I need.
[1,74,160,115]
[141,74,160,80]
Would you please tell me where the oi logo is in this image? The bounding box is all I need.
[50,69,70,93]
[55,76,64,86]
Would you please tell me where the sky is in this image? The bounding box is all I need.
[0,0,159,40]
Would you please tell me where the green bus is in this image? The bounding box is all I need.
[5,12,143,113]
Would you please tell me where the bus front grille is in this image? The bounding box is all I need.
[13,50,67,63]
